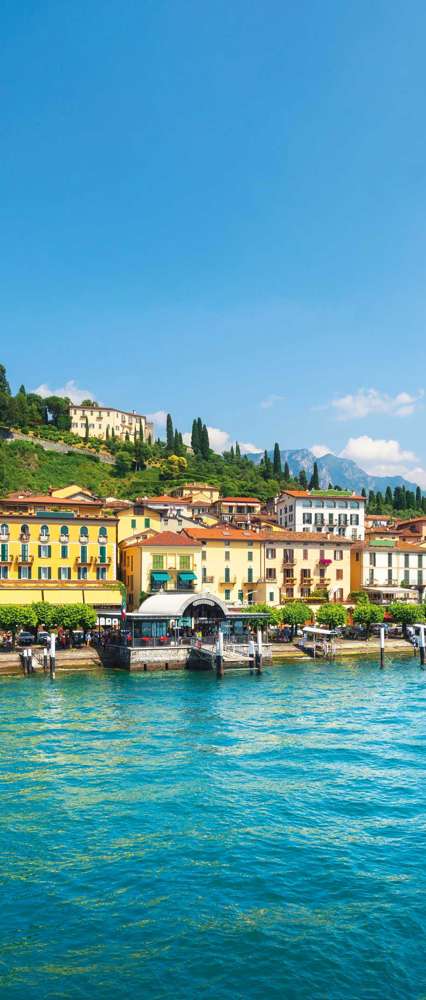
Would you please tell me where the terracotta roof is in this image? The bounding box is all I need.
[396,517,426,527]
[280,490,365,501]
[2,492,102,506]
[136,495,186,504]
[355,540,426,553]
[138,530,200,548]
[188,526,264,541]
[259,531,354,544]
[217,497,261,503]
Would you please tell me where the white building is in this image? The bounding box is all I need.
[70,405,154,443]
[277,489,365,541]
[353,539,426,604]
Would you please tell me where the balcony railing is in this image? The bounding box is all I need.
[0,532,10,541]
[219,576,237,585]
[0,556,13,565]
[300,575,312,583]
[283,575,296,584]
[95,556,111,566]
[19,533,30,542]
[59,534,69,543]
[39,534,50,542]
[77,556,93,566]
[282,558,295,566]
[17,554,34,565]
[202,575,214,584]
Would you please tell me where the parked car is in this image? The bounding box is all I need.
[17,631,34,647]
[37,631,51,646]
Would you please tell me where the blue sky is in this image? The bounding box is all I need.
[1,1,426,483]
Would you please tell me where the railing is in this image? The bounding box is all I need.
[95,556,111,566]
[0,532,10,541]
[77,557,92,566]
[219,576,237,585]
[17,554,34,564]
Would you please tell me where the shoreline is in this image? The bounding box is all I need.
[0,637,418,677]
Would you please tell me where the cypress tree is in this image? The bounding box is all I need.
[273,443,282,478]
[309,461,320,490]
[235,442,241,459]
[84,416,89,443]
[416,485,422,509]
[361,487,366,498]
[385,486,393,506]
[299,469,308,489]
[201,424,210,459]
[284,460,290,481]
[139,421,144,443]
[230,445,235,462]
[191,419,200,454]
[166,414,174,451]
[368,490,375,508]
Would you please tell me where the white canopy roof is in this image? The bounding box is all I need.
[127,591,229,619]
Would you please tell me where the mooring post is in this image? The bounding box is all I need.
[49,632,56,679]
[43,646,48,672]
[248,638,255,672]
[22,648,28,675]
[215,630,224,679]
[28,645,34,674]
[419,625,425,669]
[379,625,385,669]
[255,628,263,675]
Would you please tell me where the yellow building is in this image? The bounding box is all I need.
[69,404,154,442]
[170,483,220,504]
[121,530,202,609]
[0,487,121,611]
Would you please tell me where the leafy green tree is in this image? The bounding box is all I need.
[273,443,282,478]
[388,602,424,635]
[0,604,37,643]
[115,451,132,476]
[316,603,347,629]
[0,364,11,396]
[353,600,384,637]
[281,601,312,637]
[241,603,282,625]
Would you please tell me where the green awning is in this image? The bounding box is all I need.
[178,571,197,581]
[151,571,170,581]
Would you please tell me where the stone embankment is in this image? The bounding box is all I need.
[2,429,115,464]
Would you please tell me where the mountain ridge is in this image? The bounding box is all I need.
[250,448,420,494]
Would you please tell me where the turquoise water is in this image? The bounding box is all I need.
[0,660,425,1000]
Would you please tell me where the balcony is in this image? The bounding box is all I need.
[77,556,93,566]
[19,532,30,542]
[219,576,237,585]
[59,534,69,543]
[95,556,112,566]
[202,575,214,584]
[39,534,50,543]
[17,554,34,565]
[0,531,10,541]
[300,575,312,584]
[318,576,331,584]
[283,575,296,584]
[282,558,295,566]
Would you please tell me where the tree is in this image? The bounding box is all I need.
[284,460,290,481]
[385,486,393,506]
[191,419,200,454]
[84,417,89,443]
[200,424,210,459]
[261,449,272,480]
[388,602,424,636]
[80,398,97,407]
[115,451,131,476]
[0,604,37,644]
[299,469,308,489]
[166,414,174,451]
[353,599,384,637]
[273,443,282,478]
[361,488,367,499]
[281,601,312,637]
[235,442,241,460]
[309,461,320,490]
[316,603,347,629]
[0,364,11,396]
[416,486,422,509]
[241,603,282,626]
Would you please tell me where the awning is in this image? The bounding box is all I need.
[151,571,170,582]
[178,571,197,581]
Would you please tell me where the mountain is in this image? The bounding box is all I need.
[250,448,420,494]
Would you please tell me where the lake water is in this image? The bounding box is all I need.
[0,659,425,1000]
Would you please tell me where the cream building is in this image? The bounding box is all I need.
[257,532,353,604]
[277,489,365,541]
[351,538,426,604]
[70,404,154,442]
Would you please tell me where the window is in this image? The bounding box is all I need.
[224,540,230,547]
[247,567,253,583]
[336,569,343,580]
[224,567,230,583]
[350,514,359,526]
[334,550,343,561]
[335,588,343,600]
[99,526,107,539]
[269,592,274,602]
[303,513,312,524]
[61,545,68,559]
[225,550,230,561]
[80,545,88,564]
[179,555,190,570]
[78,567,88,580]
[131,519,137,529]
[80,527,89,541]
[202,549,207,560]
[266,568,276,580]
[369,553,376,566]
[20,524,30,537]
[38,544,51,558]
[21,543,29,561]
[202,567,207,582]
[18,566,31,580]
[99,545,107,564]
[303,549,308,560]
[248,551,253,561]
[224,589,231,601]
[0,523,9,538]
[60,525,69,538]
[144,518,151,529]
[0,565,8,579]
[152,555,164,570]
[40,524,49,539]
[266,548,276,559]
[97,567,107,581]
[238,590,244,602]
[59,567,71,580]
[38,567,51,580]
[0,543,8,562]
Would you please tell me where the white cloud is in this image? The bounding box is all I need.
[146,410,168,430]
[311,443,333,458]
[34,380,99,405]
[183,426,261,455]
[260,394,285,409]
[329,388,424,421]
[339,435,426,488]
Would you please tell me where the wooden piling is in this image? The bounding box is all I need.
[255,628,263,675]
[379,626,385,669]
[419,625,425,669]
[215,631,224,679]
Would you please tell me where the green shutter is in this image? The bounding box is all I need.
[0,543,7,562]
[99,545,107,563]
[81,545,88,563]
